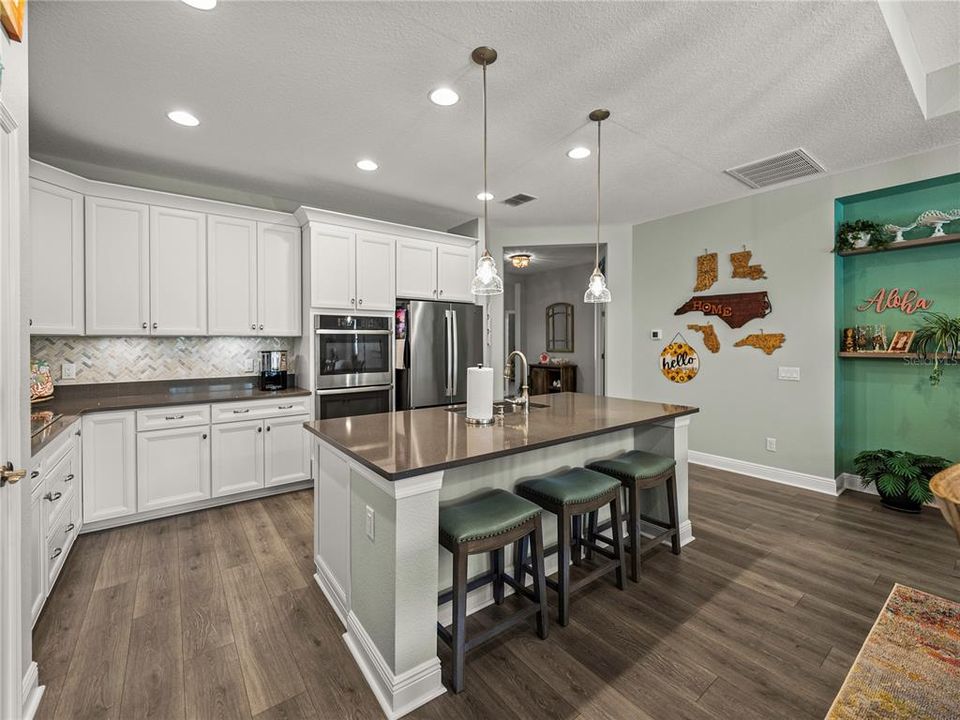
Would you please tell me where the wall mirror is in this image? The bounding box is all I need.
[546,302,574,353]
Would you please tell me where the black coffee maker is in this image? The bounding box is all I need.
[259,350,288,391]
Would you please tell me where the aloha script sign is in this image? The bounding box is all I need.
[857,288,933,315]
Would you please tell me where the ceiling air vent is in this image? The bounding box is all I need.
[725,148,825,189]
[502,193,537,207]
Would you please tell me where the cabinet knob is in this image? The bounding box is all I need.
[44,491,63,502]
[350,298,355,306]
[152,322,158,330]
[66,523,75,533]
[50,547,63,561]
[257,427,262,433]
[266,426,271,432]
[358,298,363,305]
[142,322,148,329]
[65,473,74,482]
[439,290,444,297]
[251,324,257,330]
[259,324,264,330]
[202,433,207,440]
[28,318,33,326]
[30,470,39,479]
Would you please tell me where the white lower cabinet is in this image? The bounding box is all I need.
[82,411,137,523]
[211,419,264,497]
[265,414,311,487]
[27,487,46,626]
[137,426,211,512]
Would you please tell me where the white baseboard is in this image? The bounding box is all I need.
[343,612,445,719]
[314,565,348,628]
[21,662,42,720]
[689,450,841,496]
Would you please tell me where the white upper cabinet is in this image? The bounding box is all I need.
[396,238,438,300]
[208,215,258,335]
[150,206,207,336]
[29,180,84,335]
[310,225,356,309]
[258,222,301,335]
[85,197,150,335]
[437,244,476,302]
[355,232,396,311]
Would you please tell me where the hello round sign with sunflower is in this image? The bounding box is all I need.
[660,333,700,383]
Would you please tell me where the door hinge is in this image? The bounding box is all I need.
[1,462,26,487]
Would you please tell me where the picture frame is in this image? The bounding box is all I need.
[887,330,915,354]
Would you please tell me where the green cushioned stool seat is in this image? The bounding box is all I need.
[587,450,676,482]
[516,467,622,506]
[439,489,542,545]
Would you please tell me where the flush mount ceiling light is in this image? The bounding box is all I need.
[476,192,494,201]
[181,0,217,9]
[356,159,379,172]
[167,109,200,127]
[509,253,532,269]
[584,109,611,304]
[567,146,591,160]
[470,46,504,297]
[429,87,460,106]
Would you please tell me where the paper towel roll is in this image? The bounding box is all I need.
[466,366,494,422]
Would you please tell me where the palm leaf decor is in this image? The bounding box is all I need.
[853,450,952,510]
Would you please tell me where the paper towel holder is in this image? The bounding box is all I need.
[465,415,496,426]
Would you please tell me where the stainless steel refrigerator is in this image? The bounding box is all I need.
[396,300,483,409]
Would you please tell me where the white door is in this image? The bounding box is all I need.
[437,244,476,303]
[258,223,301,335]
[26,490,44,626]
[137,425,211,512]
[396,238,437,300]
[355,232,396,311]
[85,197,150,335]
[310,224,356,309]
[81,411,137,523]
[211,420,264,497]
[150,206,207,335]
[28,179,84,334]
[208,214,258,336]
[264,414,311,487]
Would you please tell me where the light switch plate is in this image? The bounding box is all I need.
[778,366,800,381]
[243,357,254,373]
[766,437,777,452]
[365,505,375,542]
[61,362,76,380]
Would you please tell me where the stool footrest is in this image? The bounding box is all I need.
[464,604,542,652]
[438,570,497,606]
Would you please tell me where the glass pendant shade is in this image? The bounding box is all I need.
[584,266,611,303]
[471,250,504,295]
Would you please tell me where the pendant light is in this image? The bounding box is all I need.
[584,109,611,303]
[470,46,504,296]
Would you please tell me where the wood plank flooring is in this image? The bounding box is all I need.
[34,466,960,719]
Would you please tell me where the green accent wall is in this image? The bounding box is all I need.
[835,174,960,473]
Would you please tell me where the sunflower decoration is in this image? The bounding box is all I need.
[660,333,700,383]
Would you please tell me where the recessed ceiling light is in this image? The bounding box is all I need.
[477,192,494,201]
[181,0,217,9]
[567,146,591,159]
[429,87,460,106]
[356,159,379,172]
[167,110,200,127]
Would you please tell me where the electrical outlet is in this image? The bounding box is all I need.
[365,505,375,542]
[61,362,76,380]
[778,366,800,381]
[766,437,777,452]
[651,329,663,341]
[243,357,254,373]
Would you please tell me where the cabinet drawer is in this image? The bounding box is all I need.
[211,396,310,423]
[136,404,211,431]
[43,450,77,528]
[46,499,79,590]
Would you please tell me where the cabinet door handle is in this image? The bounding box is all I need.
[278,404,293,410]
[358,298,363,305]
[439,290,444,297]
[44,491,63,502]
[30,470,39,479]
[257,426,262,433]
[65,473,75,482]
[142,322,148,329]
[29,318,33,326]
[232,409,250,414]
[153,322,158,330]
[75,429,81,437]
[251,323,257,330]
[349,298,355,305]
[164,414,185,421]
[50,547,62,561]
[266,426,271,432]
[202,433,207,440]
[259,324,264,330]
[65,523,75,533]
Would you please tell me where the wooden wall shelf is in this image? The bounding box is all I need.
[838,351,952,360]
[838,232,960,256]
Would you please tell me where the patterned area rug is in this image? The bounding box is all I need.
[826,584,960,719]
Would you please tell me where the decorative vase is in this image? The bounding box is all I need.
[853,232,871,249]
[877,485,923,514]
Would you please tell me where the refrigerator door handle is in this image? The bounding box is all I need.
[451,309,459,397]
[444,310,453,396]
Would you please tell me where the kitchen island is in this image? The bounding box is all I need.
[304,392,698,718]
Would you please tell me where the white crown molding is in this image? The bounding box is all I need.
[689,450,841,496]
[296,205,476,247]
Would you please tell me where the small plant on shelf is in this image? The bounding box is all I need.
[914,311,960,385]
[854,449,952,513]
[835,220,885,253]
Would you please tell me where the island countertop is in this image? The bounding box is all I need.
[303,392,699,481]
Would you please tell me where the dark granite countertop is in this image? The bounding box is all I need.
[304,392,698,481]
[31,377,311,457]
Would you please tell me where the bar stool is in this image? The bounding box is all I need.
[586,450,680,583]
[515,467,625,626]
[437,489,549,693]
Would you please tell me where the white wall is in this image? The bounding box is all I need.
[488,224,634,400]
[632,144,960,481]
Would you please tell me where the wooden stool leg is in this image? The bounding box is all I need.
[628,483,642,583]
[491,547,505,605]
[530,517,549,640]
[557,510,572,626]
[571,514,582,566]
[513,535,528,588]
[609,496,626,591]
[585,511,597,561]
[451,546,469,693]
[666,472,681,555]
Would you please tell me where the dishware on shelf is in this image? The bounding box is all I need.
[882,223,916,243]
[916,210,957,238]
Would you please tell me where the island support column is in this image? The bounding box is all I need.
[343,466,446,719]
[644,415,694,546]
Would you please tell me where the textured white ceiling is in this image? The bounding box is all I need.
[901,1,960,72]
[29,1,960,231]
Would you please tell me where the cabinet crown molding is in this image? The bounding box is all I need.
[295,205,477,248]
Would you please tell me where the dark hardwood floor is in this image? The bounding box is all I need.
[34,466,960,719]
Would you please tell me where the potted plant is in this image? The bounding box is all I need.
[853,449,952,513]
[835,220,885,252]
[914,311,960,385]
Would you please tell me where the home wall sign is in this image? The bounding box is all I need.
[687,323,720,353]
[729,248,766,280]
[660,334,700,383]
[694,251,718,291]
[734,331,786,355]
[674,291,772,329]
[857,288,934,315]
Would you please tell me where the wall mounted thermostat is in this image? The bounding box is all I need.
[651,329,663,341]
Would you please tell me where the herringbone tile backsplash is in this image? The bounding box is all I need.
[32,336,298,384]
